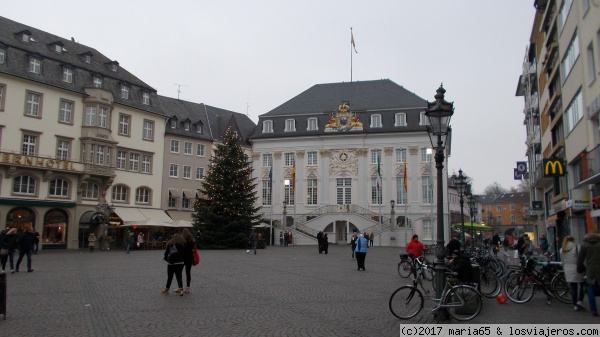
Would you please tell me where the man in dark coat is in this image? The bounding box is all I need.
[15,227,35,272]
[448,250,472,283]
[317,231,323,253]
[322,234,329,254]
[446,235,461,257]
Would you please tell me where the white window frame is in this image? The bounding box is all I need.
[29,57,41,74]
[396,176,407,205]
[136,187,150,204]
[262,120,273,133]
[587,42,596,85]
[143,120,154,141]
[0,48,5,64]
[141,155,151,174]
[307,179,318,205]
[81,182,99,200]
[422,175,433,204]
[58,99,73,124]
[120,85,129,99]
[307,151,317,166]
[183,165,192,179]
[284,119,296,132]
[395,113,407,126]
[196,144,205,156]
[562,32,580,80]
[370,114,382,128]
[119,114,130,136]
[22,134,37,156]
[99,107,108,128]
[371,177,382,205]
[421,148,432,162]
[262,153,273,167]
[395,148,407,163]
[112,185,128,202]
[25,91,42,117]
[169,164,179,178]
[142,92,150,105]
[307,118,318,131]
[129,153,140,172]
[13,175,36,195]
[62,67,73,83]
[184,142,192,155]
[284,153,295,166]
[56,139,70,160]
[170,140,180,153]
[565,90,583,133]
[262,180,272,206]
[196,167,205,180]
[49,179,69,197]
[93,76,102,88]
[371,149,382,164]
[116,151,127,170]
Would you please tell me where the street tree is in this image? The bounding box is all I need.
[193,129,261,249]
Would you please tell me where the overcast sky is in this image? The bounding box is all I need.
[3,1,536,194]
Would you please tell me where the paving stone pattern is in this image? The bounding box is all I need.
[0,245,596,336]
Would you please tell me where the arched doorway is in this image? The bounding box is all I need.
[43,208,68,249]
[6,207,35,230]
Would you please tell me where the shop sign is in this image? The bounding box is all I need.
[567,189,591,210]
[553,199,566,213]
[1,152,79,172]
[543,158,565,177]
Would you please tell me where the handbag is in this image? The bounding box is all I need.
[0,248,8,255]
[192,246,200,266]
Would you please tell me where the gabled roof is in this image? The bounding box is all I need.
[479,192,530,204]
[206,106,256,146]
[252,79,428,139]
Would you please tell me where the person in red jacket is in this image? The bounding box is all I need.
[406,235,426,258]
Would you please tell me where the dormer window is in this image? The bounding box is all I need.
[170,119,177,129]
[19,31,33,43]
[85,55,91,63]
[0,48,5,64]
[395,113,407,126]
[106,61,119,72]
[184,122,190,131]
[62,67,73,83]
[29,57,41,74]
[262,120,273,133]
[93,76,102,88]
[307,117,318,131]
[419,112,429,126]
[370,114,382,128]
[284,119,296,132]
[120,85,129,99]
[142,92,150,105]
[196,123,203,133]
[55,44,62,53]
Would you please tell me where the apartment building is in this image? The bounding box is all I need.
[518,0,600,252]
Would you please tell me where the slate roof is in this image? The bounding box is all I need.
[479,192,530,204]
[0,16,164,116]
[251,79,428,140]
[158,96,256,146]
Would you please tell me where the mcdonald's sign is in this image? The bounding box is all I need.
[543,159,566,177]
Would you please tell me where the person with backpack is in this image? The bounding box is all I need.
[161,233,185,296]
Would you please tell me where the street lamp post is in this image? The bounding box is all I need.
[467,192,476,248]
[426,84,454,321]
[455,170,467,246]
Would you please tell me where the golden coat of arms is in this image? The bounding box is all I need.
[325,101,363,132]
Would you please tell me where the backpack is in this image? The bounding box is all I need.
[167,245,179,264]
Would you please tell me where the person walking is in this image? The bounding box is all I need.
[126,231,134,253]
[350,233,358,259]
[15,227,35,272]
[279,232,283,247]
[369,232,374,247]
[1,228,18,273]
[561,236,585,311]
[406,235,426,258]
[577,231,600,317]
[88,233,97,253]
[284,231,289,247]
[137,232,145,250]
[33,228,40,254]
[322,234,329,254]
[249,229,258,255]
[355,234,368,271]
[181,228,196,294]
[317,231,324,254]
[161,233,185,296]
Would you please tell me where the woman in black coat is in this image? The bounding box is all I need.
[161,234,186,296]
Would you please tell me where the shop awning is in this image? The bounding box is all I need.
[451,222,493,231]
[166,210,194,222]
[112,207,147,222]
[168,188,179,198]
[138,208,172,222]
[182,190,193,198]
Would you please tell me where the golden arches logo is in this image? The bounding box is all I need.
[543,159,565,177]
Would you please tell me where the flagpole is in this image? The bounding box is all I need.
[404,162,408,248]
[350,27,353,82]
[269,167,273,246]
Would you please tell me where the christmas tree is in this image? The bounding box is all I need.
[193,129,261,249]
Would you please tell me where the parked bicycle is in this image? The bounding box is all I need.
[504,255,570,305]
[398,254,435,281]
[389,259,482,321]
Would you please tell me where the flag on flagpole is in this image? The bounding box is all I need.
[403,162,408,191]
[376,156,382,190]
[351,31,358,53]
[290,164,296,191]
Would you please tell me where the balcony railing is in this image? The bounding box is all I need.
[585,144,600,180]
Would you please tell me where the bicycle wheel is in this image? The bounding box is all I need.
[444,285,482,321]
[479,268,501,298]
[398,261,412,278]
[504,273,534,304]
[550,275,571,304]
[389,286,424,319]
[491,258,507,277]
[421,264,435,281]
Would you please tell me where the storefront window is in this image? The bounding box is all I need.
[44,208,67,245]
[6,207,35,230]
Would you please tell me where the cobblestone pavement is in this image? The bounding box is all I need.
[0,245,597,336]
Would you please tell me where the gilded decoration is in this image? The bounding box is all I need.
[273,151,282,159]
[296,150,305,158]
[324,102,363,132]
[329,149,358,176]
[409,146,419,155]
